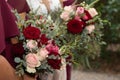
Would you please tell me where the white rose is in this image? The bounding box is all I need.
[60,11,70,21]
[37,48,49,61]
[88,8,98,17]
[64,6,73,12]
[26,66,36,73]
[85,25,95,34]
[26,40,38,50]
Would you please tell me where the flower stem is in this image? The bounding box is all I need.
[86,0,99,9]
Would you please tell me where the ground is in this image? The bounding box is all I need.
[71,70,120,80]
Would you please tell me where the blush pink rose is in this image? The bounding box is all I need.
[85,24,95,34]
[37,48,49,61]
[26,53,40,68]
[60,11,70,21]
[76,7,84,15]
[88,8,98,17]
[60,6,74,21]
[26,40,38,50]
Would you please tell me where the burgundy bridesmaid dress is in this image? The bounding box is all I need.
[63,0,75,6]
[0,0,19,68]
[8,0,30,13]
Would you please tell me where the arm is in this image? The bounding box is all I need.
[0,55,36,80]
[0,55,18,80]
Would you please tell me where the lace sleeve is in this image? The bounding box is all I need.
[26,0,48,15]
[49,0,62,12]
[26,0,62,15]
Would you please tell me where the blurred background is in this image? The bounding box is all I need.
[72,0,120,80]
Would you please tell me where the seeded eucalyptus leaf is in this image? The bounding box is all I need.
[14,57,21,63]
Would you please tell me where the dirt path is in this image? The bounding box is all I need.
[71,70,120,80]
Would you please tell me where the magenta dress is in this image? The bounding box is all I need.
[0,0,19,68]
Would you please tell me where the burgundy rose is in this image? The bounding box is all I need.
[67,19,85,34]
[66,55,72,63]
[46,43,59,56]
[40,34,49,45]
[23,26,41,39]
[47,58,61,69]
[11,42,24,58]
[82,10,92,21]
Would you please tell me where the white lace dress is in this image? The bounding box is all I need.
[26,0,61,15]
[26,0,66,80]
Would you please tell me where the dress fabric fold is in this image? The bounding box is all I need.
[8,0,30,13]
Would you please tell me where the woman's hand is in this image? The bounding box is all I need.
[11,36,19,44]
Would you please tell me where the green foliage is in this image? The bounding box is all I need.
[78,0,120,69]
[97,0,120,43]
[82,0,120,43]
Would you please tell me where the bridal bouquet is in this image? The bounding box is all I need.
[48,0,105,66]
[13,0,105,76]
[13,15,64,76]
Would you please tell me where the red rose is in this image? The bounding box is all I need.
[46,41,61,69]
[47,58,61,69]
[82,10,92,21]
[67,19,85,34]
[40,34,49,45]
[23,26,41,39]
[11,42,24,58]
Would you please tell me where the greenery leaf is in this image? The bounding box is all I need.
[14,57,21,63]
